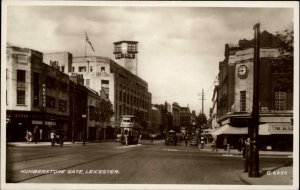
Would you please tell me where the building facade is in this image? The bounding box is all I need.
[180,106,191,134]
[172,102,181,131]
[214,31,293,150]
[6,46,69,141]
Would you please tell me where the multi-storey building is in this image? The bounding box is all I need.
[172,102,181,131]
[6,46,69,141]
[153,102,173,137]
[43,52,73,74]
[70,56,152,138]
[69,74,102,142]
[180,106,191,134]
[150,106,162,136]
[213,31,293,150]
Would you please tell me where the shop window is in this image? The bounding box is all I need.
[17,90,25,105]
[275,91,286,110]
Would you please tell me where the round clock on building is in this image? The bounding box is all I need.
[237,65,248,79]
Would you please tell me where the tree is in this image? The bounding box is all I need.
[196,113,207,129]
[95,99,114,141]
[275,29,294,60]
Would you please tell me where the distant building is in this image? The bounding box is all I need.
[213,31,293,150]
[153,102,173,136]
[180,106,191,134]
[44,41,151,139]
[43,52,73,74]
[6,46,69,141]
[172,102,181,131]
[150,106,162,135]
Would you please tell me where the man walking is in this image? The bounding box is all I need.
[50,130,56,147]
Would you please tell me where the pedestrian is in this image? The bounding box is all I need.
[211,136,216,151]
[185,135,189,147]
[28,130,33,143]
[25,130,30,143]
[243,137,251,172]
[223,136,228,151]
[50,130,56,147]
[238,137,243,152]
[59,132,64,147]
[33,126,39,144]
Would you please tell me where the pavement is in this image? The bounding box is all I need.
[199,142,294,185]
[6,140,294,185]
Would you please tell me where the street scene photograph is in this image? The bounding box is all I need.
[1,1,299,190]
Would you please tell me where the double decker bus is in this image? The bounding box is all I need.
[120,115,141,145]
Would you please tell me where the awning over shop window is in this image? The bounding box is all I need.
[210,125,247,136]
[209,123,292,136]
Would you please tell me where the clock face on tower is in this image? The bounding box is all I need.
[237,65,248,79]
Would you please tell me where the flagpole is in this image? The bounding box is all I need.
[85,33,87,58]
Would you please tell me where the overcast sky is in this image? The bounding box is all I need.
[5,3,294,116]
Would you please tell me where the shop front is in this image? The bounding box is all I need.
[6,110,69,142]
[210,122,293,151]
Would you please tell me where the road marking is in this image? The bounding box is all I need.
[162,148,179,151]
[115,144,143,149]
[222,154,234,157]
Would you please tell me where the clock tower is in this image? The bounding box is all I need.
[113,41,138,75]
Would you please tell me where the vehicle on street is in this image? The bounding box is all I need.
[120,115,141,145]
[165,130,177,146]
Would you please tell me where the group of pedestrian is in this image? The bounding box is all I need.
[50,130,64,147]
[25,126,39,144]
[25,126,64,147]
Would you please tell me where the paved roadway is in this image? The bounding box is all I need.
[6,140,292,184]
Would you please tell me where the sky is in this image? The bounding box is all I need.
[5,2,294,116]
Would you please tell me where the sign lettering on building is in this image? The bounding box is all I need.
[42,84,46,108]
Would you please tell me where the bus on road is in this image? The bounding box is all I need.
[120,115,141,145]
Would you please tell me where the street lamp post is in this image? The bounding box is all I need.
[82,111,87,145]
[249,23,260,177]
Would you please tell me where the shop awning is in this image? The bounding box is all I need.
[210,125,247,136]
[210,123,293,136]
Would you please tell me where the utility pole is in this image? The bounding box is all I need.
[249,23,260,177]
[198,89,206,114]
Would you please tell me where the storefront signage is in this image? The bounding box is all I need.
[42,84,46,108]
[272,125,293,132]
[14,113,29,118]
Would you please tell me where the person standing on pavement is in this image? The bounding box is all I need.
[243,137,251,172]
[50,130,56,147]
[211,136,217,151]
[223,136,228,151]
[33,126,39,144]
[185,135,189,147]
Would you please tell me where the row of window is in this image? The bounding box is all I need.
[74,66,106,73]
[239,91,287,111]
[117,104,148,120]
[117,90,149,109]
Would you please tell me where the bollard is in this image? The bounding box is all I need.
[227,144,230,154]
